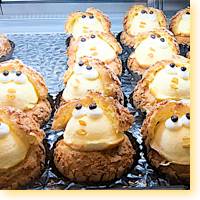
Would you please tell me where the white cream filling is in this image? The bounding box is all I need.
[72,16,105,38]
[62,73,103,101]
[76,37,116,62]
[63,107,123,151]
[149,66,190,100]
[150,121,190,165]
[177,14,190,35]
[0,124,29,169]
[130,13,160,35]
[134,37,175,66]
[0,75,38,110]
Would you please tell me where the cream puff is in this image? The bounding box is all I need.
[67,32,122,76]
[127,28,180,74]
[142,101,190,184]
[65,7,112,39]
[0,106,45,189]
[0,59,52,126]
[62,57,123,104]
[120,5,167,48]
[132,55,190,111]
[52,92,135,183]
[0,34,14,62]
[170,7,190,45]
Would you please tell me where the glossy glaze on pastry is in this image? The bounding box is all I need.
[120,5,167,47]
[0,59,52,126]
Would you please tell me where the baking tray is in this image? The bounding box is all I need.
[5,33,189,190]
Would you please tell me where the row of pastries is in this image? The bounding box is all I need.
[0,4,190,189]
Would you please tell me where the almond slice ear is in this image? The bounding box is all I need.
[65,12,83,33]
[52,101,78,131]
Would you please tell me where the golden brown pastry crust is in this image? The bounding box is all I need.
[54,135,135,183]
[0,106,46,189]
[0,59,52,126]
[62,57,123,104]
[132,55,190,111]
[127,28,180,75]
[121,5,167,48]
[141,101,190,184]
[52,91,134,133]
[65,7,112,36]
[0,34,12,58]
[169,7,190,45]
[0,144,45,189]
[67,32,123,76]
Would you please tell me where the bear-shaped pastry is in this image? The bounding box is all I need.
[170,7,190,45]
[132,55,190,111]
[65,7,112,39]
[52,92,135,183]
[62,57,123,104]
[120,4,167,47]
[142,101,190,184]
[127,28,180,74]
[67,32,122,76]
[0,59,52,126]
[0,106,45,189]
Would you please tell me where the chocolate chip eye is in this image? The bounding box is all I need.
[171,115,178,122]
[160,38,165,42]
[75,104,82,110]
[186,12,190,15]
[89,103,97,110]
[3,70,9,76]
[86,66,92,70]
[81,37,86,42]
[181,66,187,71]
[151,34,156,39]
[16,71,22,76]
[141,10,147,14]
[82,15,86,18]
[89,15,94,19]
[186,113,190,120]
[170,63,175,68]
[78,61,84,66]
[91,34,95,39]
[149,11,154,14]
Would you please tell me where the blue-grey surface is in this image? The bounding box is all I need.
[5,33,188,190]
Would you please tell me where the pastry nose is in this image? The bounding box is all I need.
[90,47,96,51]
[149,47,156,52]
[170,77,179,89]
[7,88,16,94]
[79,120,87,126]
